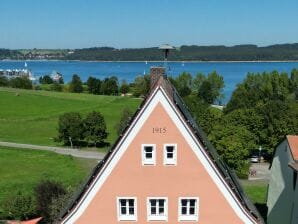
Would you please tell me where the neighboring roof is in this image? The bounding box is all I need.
[7,217,42,224]
[59,72,263,223]
[287,135,298,161]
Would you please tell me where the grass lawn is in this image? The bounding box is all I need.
[241,180,268,221]
[0,87,141,147]
[0,146,98,210]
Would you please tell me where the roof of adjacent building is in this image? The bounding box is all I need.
[59,69,263,223]
[287,135,298,161]
[7,217,42,224]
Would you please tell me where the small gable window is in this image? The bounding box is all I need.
[147,197,168,221]
[179,197,199,221]
[142,144,156,165]
[164,144,177,165]
[117,197,137,221]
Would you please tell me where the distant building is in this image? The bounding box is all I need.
[59,66,263,223]
[267,135,298,224]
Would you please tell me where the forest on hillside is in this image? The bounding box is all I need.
[2,43,298,61]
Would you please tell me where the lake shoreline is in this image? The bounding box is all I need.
[2,59,298,63]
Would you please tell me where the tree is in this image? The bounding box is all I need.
[256,100,298,154]
[184,94,222,135]
[57,73,64,84]
[290,69,298,97]
[198,80,213,104]
[222,71,298,157]
[132,75,150,97]
[35,180,66,224]
[225,71,292,112]
[101,76,119,95]
[192,72,206,92]
[69,74,83,93]
[39,75,54,84]
[173,72,192,97]
[10,77,33,89]
[83,111,108,146]
[209,123,257,170]
[115,108,134,135]
[119,80,130,95]
[198,71,224,104]
[57,112,84,146]
[87,76,101,94]
[0,76,9,87]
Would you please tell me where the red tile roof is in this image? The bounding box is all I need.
[7,217,42,224]
[288,135,298,160]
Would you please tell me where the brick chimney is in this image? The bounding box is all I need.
[150,66,165,89]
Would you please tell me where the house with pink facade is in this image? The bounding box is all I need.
[60,66,263,224]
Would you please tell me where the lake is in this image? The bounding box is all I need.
[1,60,298,102]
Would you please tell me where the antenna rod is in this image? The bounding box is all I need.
[159,44,174,74]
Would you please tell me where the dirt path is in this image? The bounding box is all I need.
[0,141,105,159]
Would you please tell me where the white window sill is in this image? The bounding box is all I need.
[118,215,137,221]
[179,215,198,221]
[148,215,167,221]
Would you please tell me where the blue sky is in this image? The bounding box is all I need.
[1,0,298,49]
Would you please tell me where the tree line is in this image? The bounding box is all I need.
[64,44,298,61]
[2,43,298,61]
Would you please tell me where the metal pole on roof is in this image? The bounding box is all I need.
[159,44,174,74]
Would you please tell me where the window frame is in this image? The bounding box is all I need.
[178,197,199,222]
[147,197,168,221]
[142,144,156,166]
[163,144,177,166]
[117,197,137,221]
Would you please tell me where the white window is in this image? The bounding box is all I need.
[178,197,199,221]
[164,144,177,165]
[147,197,168,221]
[117,197,137,221]
[142,144,156,165]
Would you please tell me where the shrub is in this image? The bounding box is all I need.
[35,180,66,223]
[50,82,63,92]
[10,77,32,89]
[0,191,36,220]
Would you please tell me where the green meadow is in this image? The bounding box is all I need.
[0,87,141,147]
[0,146,97,212]
[241,180,268,221]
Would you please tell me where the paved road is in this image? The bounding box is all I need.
[0,141,106,159]
[248,162,271,181]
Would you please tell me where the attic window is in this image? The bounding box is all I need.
[164,144,177,165]
[142,144,156,165]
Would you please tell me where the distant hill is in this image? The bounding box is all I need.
[0,48,21,60]
[1,43,298,61]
